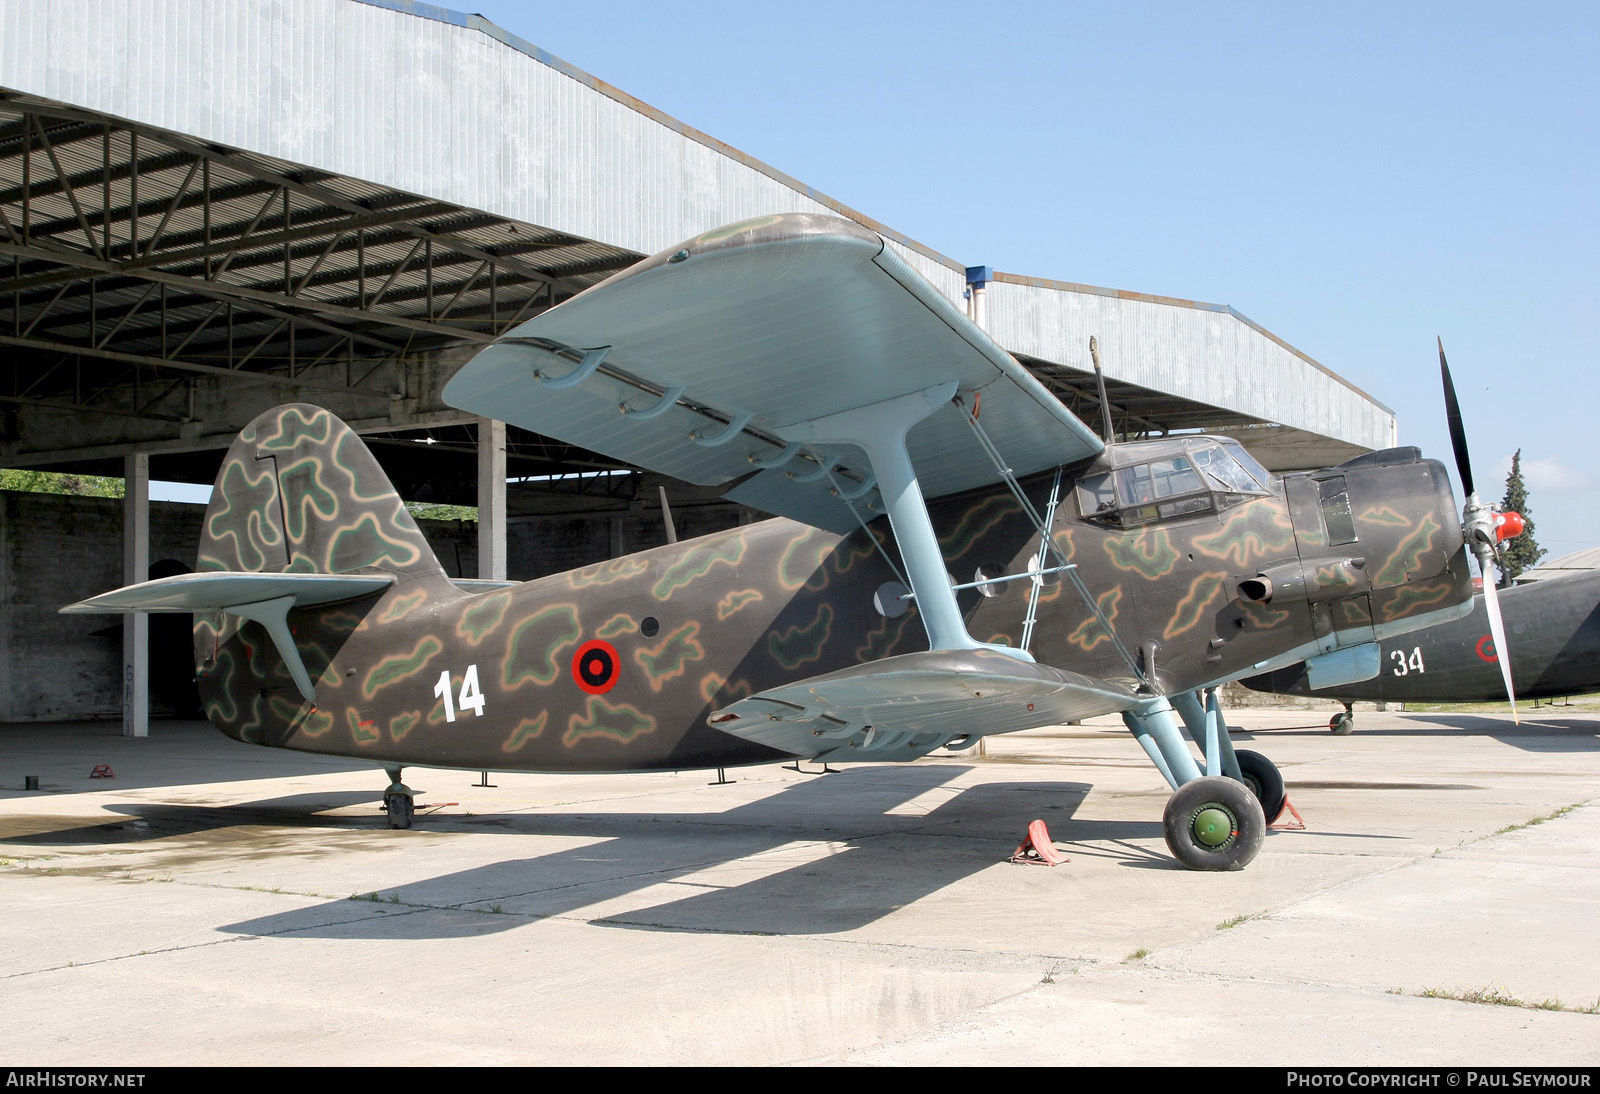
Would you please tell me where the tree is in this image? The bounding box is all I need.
[1498,449,1545,584]
[0,468,124,498]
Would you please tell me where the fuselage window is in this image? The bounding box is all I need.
[1318,475,1359,545]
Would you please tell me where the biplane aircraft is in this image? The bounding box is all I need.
[65,214,1512,870]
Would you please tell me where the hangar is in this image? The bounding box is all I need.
[0,0,1395,730]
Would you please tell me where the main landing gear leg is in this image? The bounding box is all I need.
[1125,695,1265,871]
[383,766,415,830]
[1171,689,1286,822]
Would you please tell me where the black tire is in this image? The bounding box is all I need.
[1233,749,1286,822]
[1162,776,1265,871]
[385,794,413,830]
[1329,711,1354,736]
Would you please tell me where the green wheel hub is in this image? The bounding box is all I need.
[1191,805,1236,847]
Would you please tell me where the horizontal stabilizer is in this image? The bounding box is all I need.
[708,649,1138,763]
[60,571,395,614]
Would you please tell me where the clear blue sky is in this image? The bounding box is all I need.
[382,2,1600,555]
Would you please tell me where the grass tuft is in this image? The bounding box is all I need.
[1495,804,1578,837]
[1406,984,1599,1014]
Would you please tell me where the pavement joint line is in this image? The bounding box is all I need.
[3,930,266,981]
[574,914,1098,966]
[1123,961,1600,1017]
[12,871,1100,973]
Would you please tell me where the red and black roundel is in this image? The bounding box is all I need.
[572,639,620,694]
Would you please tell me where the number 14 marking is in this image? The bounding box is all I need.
[434,665,486,722]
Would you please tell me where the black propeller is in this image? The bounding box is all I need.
[1439,337,1518,722]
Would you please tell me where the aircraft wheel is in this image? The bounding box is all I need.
[384,793,414,830]
[1329,711,1354,735]
[1232,749,1286,822]
[1163,776,1265,871]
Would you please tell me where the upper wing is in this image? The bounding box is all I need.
[707,649,1139,763]
[443,214,1103,534]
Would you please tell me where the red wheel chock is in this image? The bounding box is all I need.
[1269,796,1305,830]
[90,765,114,779]
[1010,819,1066,866]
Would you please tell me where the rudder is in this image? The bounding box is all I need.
[199,404,444,579]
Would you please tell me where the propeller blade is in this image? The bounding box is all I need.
[1479,570,1519,724]
[1439,337,1475,498]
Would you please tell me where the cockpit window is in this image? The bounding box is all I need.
[1117,456,1203,503]
[1078,472,1118,516]
[1081,456,1214,527]
[1219,440,1271,489]
[1077,443,1272,528]
[1194,444,1268,494]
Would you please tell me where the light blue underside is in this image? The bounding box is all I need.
[60,571,396,614]
[443,219,1103,532]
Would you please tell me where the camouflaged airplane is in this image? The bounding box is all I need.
[1243,567,1597,733]
[65,214,1515,871]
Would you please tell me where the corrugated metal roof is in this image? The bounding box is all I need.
[1517,547,1600,582]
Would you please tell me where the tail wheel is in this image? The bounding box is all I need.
[1232,749,1286,822]
[1163,776,1265,871]
[1329,711,1354,735]
[384,793,414,830]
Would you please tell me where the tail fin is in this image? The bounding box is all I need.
[199,404,444,578]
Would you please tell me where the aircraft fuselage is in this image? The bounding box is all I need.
[194,425,1470,773]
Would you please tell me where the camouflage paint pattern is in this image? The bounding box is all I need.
[194,406,1471,772]
[1245,568,1600,705]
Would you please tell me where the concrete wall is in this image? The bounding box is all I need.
[0,489,745,722]
[1,492,204,721]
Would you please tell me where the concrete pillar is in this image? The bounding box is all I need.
[0,495,11,723]
[476,417,506,581]
[122,452,149,738]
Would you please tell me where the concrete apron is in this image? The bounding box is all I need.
[1,710,1597,1065]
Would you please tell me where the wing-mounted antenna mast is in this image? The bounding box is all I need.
[1089,336,1117,445]
[778,382,1027,662]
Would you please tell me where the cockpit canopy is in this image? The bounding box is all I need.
[1077,437,1273,528]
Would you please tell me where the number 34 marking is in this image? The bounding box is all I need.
[434,665,486,722]
[1390,647,1425,676]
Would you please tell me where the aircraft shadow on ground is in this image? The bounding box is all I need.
[1248,714,1600,752]
[0,791,388,846]
[1404,714,1600,751]
[209,765,1159,940]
